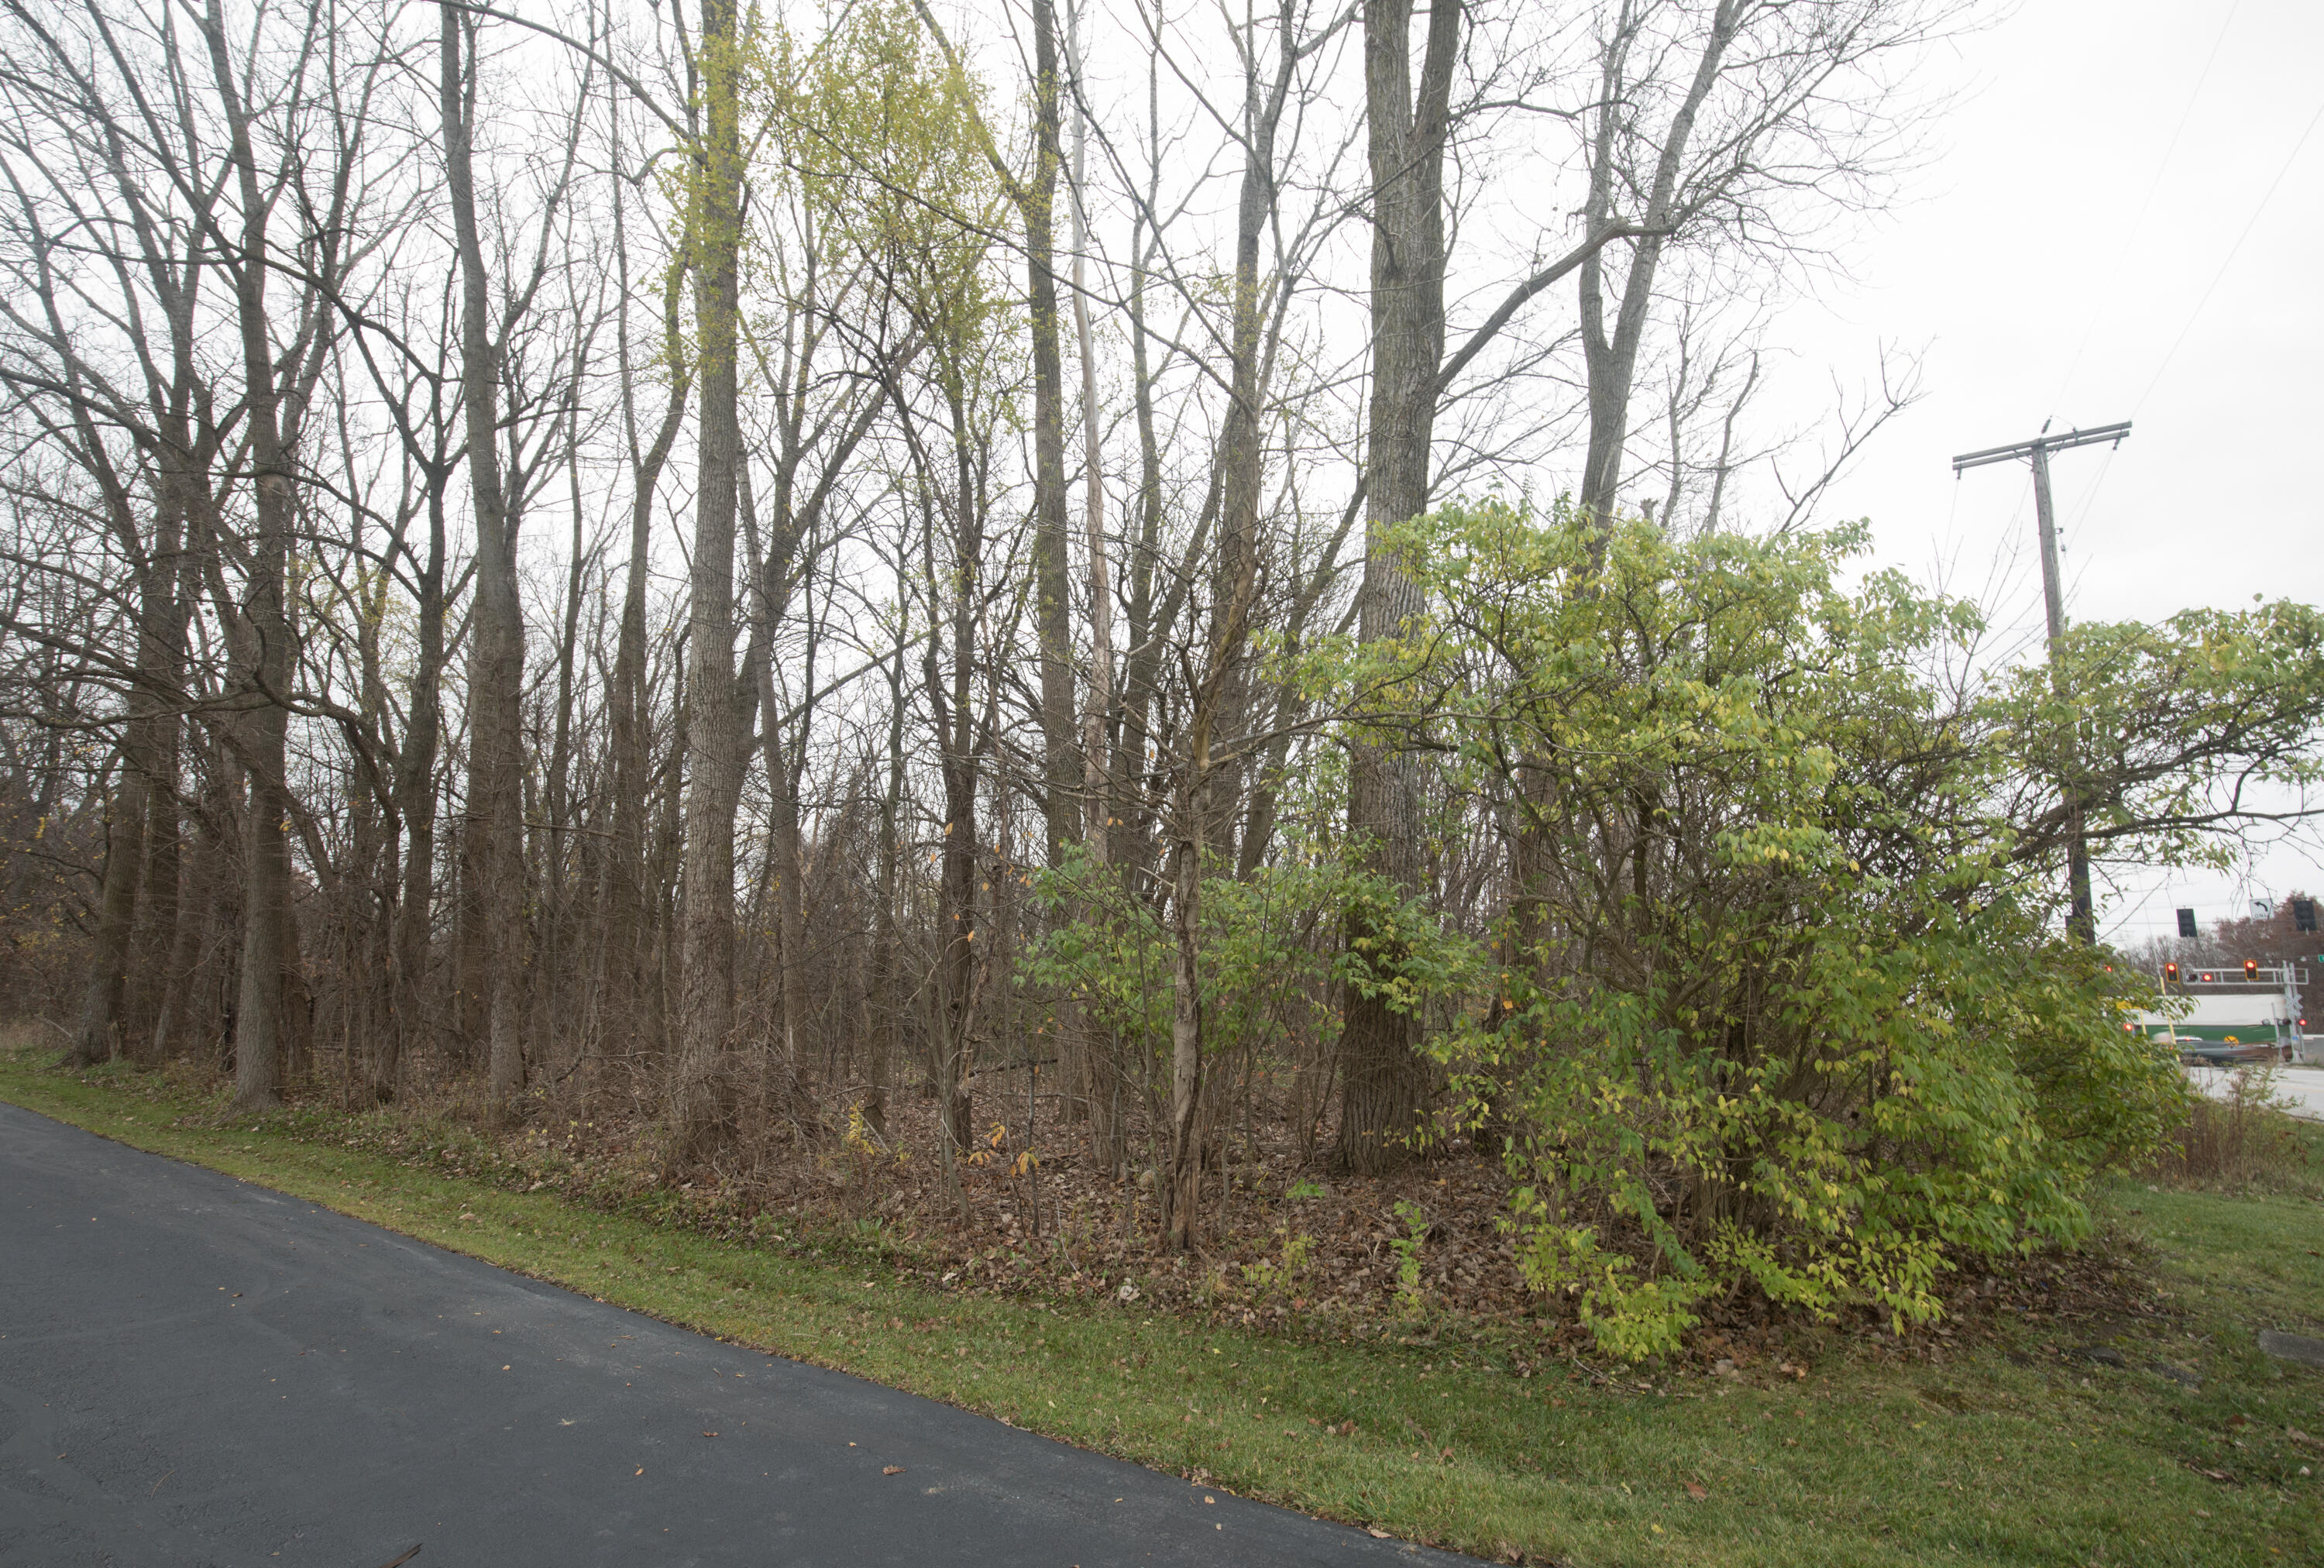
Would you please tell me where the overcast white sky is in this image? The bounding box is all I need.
[1766,0,2324,948]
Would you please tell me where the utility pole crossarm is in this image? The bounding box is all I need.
[1951,421,2132,473]
[1950,417,2133,946]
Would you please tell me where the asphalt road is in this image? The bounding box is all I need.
[0,1103,1460,1567]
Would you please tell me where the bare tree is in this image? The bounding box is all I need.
[1574,0,1955,523]
[669,0,750,1162]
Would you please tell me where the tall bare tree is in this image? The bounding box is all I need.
[670,0,748,1161]
[440,2,530,1115]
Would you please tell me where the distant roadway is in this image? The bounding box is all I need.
[2187,1062,2324,1123]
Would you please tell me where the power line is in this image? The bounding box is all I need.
[2047,0,2243,420]
[2133,91,2324,415]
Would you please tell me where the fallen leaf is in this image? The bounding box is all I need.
[634,1467,644,1477]
[883,1466,905,1476]
[1685,1482,1707,1501]
[1365,1528,1391,1539]
[701,1431,719,1438]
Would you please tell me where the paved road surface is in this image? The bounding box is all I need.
[0,1104,1461,1566]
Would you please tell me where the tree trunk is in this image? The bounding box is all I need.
[202,0,295,1115]
[671,0,748,1163]
[68,763,147,1065]
[149,800,215,1064]
[541,444,589,1068]
[123,492,191,1058]
[866,632,909,1137]
[605,137,691,1070]
[1064,0,1120,1164]
[442,2,529,1120]
[1338,0,1461,1174]
[125,743,181,1064]
[1024,0,1078,869]
[380,485,448,1103]
[1162,780,1207,1252]
[933,727,978,1163]
[1577,0,1739,525]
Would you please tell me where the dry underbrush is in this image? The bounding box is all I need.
[84,1042,2179,1379]
[2139,1068,2324,1197]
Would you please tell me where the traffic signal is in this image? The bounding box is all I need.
[2177,907,2199,938]
[2164,961,2180,983]
[2244,959,2260,980]
[2296,898,2318,933]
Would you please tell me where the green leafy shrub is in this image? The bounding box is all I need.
[1387,1198,1432,1315]
[1025,846,1367,1102]
[1379,501,2188,1357]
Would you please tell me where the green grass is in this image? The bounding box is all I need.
[4,1043,2319,1566]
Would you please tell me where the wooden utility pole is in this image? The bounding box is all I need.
[1953,420,2131,944]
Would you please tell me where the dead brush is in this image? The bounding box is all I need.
[2140,1069,2322,1195]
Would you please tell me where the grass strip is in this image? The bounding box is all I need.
[4,1044,2319,1566]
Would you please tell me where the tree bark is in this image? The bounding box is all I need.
[381,480,449,1102]
[124,733,180,1064]
[1162,779,1207,1251]
[1063,0,1120,1164]
[149,796,218,1064]
[671,0,748,1163]
[68,761,146,1065]
[201,0,296,1114]
[868,632,909,1137]
[1577,0,1740,525]
[606,265,689,1069]
[1025,0,1079,870]
[122,492,193,1059]
[1338,0,1461,1174]
[442,1,530,1119]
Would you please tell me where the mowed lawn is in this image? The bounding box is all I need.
[4,1043,2319,1566]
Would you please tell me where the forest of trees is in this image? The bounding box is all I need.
[5,0,2321,1355]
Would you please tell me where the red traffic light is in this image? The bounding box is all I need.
[2164,962,2180,982]
[2244,959,2260,980]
